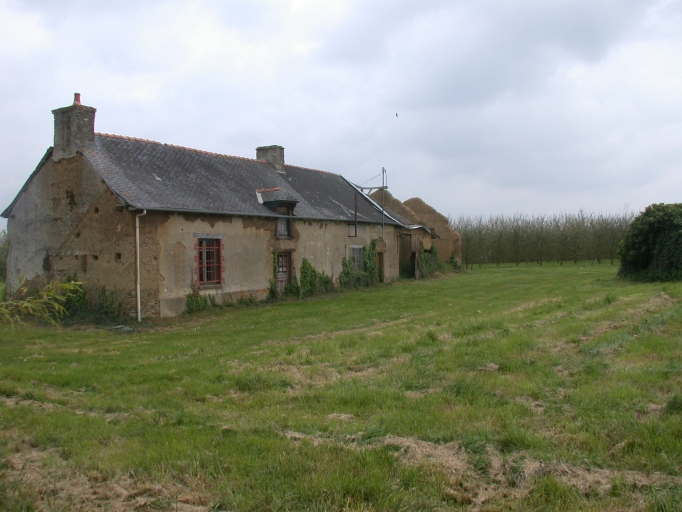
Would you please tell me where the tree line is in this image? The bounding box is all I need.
[449,210,635,269]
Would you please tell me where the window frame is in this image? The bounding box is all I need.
[350,245,364,272]
[195,238,224,286]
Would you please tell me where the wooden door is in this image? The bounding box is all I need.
[277,253,290,292]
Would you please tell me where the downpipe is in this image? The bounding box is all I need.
[135,209,147,322]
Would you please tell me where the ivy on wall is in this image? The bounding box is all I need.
[270,252,332,299]
[299,258,333,297]
[418,244,439,279]
[339,240,382,288]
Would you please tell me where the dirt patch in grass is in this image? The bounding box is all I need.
[269,361,339,388]
[399,438,682,507]
[507,298,562,314]
[554,365,571,377]
[477,363,500,372]
[382,435,471,475]
[520,457,682,494]
[325,413,355,422]
[263,317,419,347]
[2,445,209,511]
[404,388,441,399]
[515,396,546,414]
[1,396,59,412]
[1,396,132,425]
[282,430,682,508]
[344,365,379,379]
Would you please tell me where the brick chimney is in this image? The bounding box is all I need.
[256,145,285,172]
[52,93,96,161]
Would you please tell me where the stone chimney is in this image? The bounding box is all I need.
[256,145,285,172]
[52,93,96,161]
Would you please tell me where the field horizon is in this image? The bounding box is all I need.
[1,263,682,511]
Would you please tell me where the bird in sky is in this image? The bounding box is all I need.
[396,113,398,117]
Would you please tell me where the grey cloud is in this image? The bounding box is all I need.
[1,0,681,231]
[322,0,656,109]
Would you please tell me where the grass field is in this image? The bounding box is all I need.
[1,263,682,511]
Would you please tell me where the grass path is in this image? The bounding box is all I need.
[1,263,682,510]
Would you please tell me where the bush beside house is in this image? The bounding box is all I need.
[618,203,682,281]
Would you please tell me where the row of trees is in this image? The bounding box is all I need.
[449,210,635,268]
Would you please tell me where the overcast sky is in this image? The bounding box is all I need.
[1,0,681,231]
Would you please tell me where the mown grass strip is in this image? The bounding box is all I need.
[0,263,681,510]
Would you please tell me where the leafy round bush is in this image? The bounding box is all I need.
[618,203,682,281]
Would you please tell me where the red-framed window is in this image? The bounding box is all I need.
[197,239,222,285]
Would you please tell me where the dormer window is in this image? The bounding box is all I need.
[255,188,298,239]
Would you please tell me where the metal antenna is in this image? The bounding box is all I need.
[381,167,386,241]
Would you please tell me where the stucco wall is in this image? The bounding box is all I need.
[156,213,273,317]
[5,154,109,295]
[156,213,400,318]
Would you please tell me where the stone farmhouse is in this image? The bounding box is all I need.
[2,95,460,319]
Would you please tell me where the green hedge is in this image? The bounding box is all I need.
[618,203,682,281]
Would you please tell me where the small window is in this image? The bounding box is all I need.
[198,239,221,284]
[276,206,291,238]
[351,246,364,272]
[347,223,357,237]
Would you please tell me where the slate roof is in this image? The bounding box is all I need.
[77,134,403,224]
[2,132,430,231]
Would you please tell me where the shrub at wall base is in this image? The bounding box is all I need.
[299,258,333,297]
[419,244,439,279]
[63,280,125,323]
[1,280,82,327]
[340,240,381,288]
